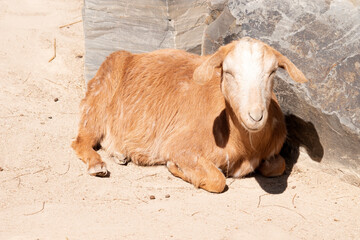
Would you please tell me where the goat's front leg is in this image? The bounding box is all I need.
[167,157,226,193]
[257,154,286,177]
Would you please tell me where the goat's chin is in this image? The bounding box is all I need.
[241,123,264,133]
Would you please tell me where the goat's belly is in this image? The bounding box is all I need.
[101,124,167,166]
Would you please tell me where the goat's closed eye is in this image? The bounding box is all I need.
[224,71,234,79]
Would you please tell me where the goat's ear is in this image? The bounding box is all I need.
[193,42,236,85]
[272,49,308,83]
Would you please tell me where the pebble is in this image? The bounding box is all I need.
[0,167,3,171]
[149,195,155,200]
[165,194,170,198]
[54,98,59,102]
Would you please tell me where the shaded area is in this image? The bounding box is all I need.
[255,114,323,194]
[212,109,229,148]
[285,114,324,163]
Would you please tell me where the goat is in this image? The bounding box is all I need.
[71,37,308,193]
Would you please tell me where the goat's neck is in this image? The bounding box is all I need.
[223,97,286,161]
[224,101,269,155]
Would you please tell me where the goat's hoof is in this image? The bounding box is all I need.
[111,153,130,165]
[115,158,130,165]
[88,162,108,177]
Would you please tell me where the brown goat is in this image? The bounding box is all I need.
[72,37,308,193]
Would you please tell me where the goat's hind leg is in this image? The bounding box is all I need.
[71,100,108,177]
[167,157,226,193]
[72,52,128,176]
[72,129,108,177]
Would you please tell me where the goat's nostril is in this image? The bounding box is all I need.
[249,111,263,122]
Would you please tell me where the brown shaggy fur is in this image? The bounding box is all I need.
[72,38,307,193]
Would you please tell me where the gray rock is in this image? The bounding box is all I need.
[83,0,360,173]
[226,0,360,172]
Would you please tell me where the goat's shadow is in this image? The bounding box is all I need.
[254,114,324,194]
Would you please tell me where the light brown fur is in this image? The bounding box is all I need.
[72,37,307,193]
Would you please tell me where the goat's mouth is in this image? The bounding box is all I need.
[239,112,267,133]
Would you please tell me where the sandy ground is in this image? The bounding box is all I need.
[0,0,359,239]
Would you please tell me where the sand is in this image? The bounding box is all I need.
[0,0,359,239]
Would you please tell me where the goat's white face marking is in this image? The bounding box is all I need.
[222,38,278,132]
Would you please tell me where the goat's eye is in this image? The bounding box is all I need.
[224,71,234,79]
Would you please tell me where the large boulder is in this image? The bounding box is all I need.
[83,0,360,173]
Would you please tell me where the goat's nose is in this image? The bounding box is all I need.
[249,110,263,122]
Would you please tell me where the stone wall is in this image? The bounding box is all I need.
[83,0,360,173]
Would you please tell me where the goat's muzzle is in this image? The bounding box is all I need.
[240,109,268,133]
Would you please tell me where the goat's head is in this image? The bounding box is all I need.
[194,37,308,132]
